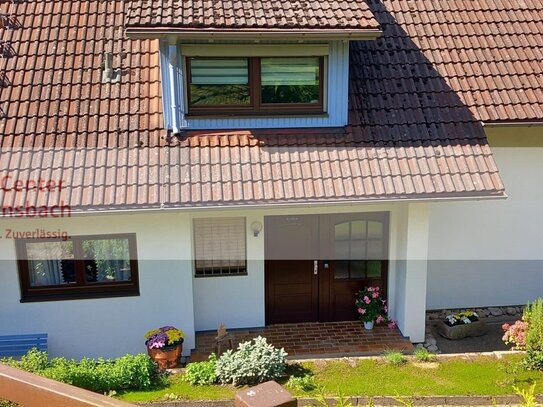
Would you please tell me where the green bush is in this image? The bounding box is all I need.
[1,349,165,393]
[216,336,287,386]
[184,353,217,385]
[523,298,543,371]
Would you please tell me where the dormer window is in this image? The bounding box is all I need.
[187,56,324,116]
[125,1,382,130]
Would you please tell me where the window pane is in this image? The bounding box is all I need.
[25,241,75,286]
[367,260,382,278]
[261,57,320,104]
[351,261,366,279]
[190,58,250,106]
[334,260,349,279]
[82,238,132,283]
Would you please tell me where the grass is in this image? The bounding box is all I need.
[118,354,543,403]
[413,347,437,362]
[383,350,407,366]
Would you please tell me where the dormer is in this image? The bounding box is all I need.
[125,1,381,132]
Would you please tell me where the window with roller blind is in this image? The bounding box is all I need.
[193,217,247,277]
[186,56,324,115]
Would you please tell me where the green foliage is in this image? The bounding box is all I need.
[413,347,436,363]
[525,299,543,351]
[383,350,407,366]
[522,298,543,371]
[513,383,539,407]
[2,349,166,393]
[0,400,18,407]
[286,374,317,392]
[184,353,217,386]
[523,351,543,372]
[215,336,287,386]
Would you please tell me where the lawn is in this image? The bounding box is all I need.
[119,354,543,403]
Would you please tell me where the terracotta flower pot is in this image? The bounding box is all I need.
[147,343,183,369]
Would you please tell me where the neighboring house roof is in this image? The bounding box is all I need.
[4,0,542,211]
[125,0,381,32]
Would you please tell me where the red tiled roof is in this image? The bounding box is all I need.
[125,0,381,31]
[10,0,543,211]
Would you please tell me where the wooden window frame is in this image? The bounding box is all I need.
[186,56,325,116]
[16,233,140,302]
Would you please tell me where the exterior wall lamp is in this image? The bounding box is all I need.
[251,221,263,237]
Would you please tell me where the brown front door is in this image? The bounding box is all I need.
[265,213,389,324]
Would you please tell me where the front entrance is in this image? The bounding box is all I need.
[265,212,389,324]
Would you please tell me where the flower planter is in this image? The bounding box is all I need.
[437,320,488,340]
[147,343,183,369]
[363,321,374,330]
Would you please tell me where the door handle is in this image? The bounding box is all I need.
[313,260,318,275]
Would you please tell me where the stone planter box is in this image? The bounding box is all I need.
[437,320,488,340]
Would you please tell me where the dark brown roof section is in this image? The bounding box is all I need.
[125,0,381,37]
[375,0,543,123]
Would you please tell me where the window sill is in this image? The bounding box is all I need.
[186,113,329,120]
[20,290,140,303]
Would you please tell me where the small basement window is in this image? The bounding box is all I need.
[187,56,324,115]
[193,217,247,277]
[16,234,139,302]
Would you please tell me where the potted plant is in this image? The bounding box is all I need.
[144,326,185,369]
[355,286,389,330]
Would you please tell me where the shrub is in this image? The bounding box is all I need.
[383,350,406,366]
[216,336,287,386]
[522,298,543,371]
[413,347,436,362]
[2,349,165,393]
[184,353,217,385]
[502,320,528,350]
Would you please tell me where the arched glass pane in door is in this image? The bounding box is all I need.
[333,220,386,280]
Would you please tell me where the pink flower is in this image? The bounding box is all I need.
[358,308,366,314]
[372,292,379,299]
[384,305,388,313]
[376,315,385,323]
[364,296,371,304]
[367,287,374,292]
[388,320,397,329]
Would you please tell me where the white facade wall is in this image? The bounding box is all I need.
[0,214,196,359]
[427,147,543,310]
[0,201,431,358]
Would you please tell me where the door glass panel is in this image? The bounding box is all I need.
[367,260,382,278]
[367,221,384,239]
[351,261,366,279]
[334,241,350,260]
[350,240,366,259]
[334,260,349,279]
[351,220,366,239]
[367,240,384,259]
[334,222,350,241]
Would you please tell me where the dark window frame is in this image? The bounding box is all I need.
[16,233,140,302]
[186,56,325,116]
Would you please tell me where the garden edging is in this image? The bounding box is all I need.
[138,393,543,406]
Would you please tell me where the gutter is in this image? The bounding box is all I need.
[482,121,543,127]
[124,28,383,41]
[20,192,508,218]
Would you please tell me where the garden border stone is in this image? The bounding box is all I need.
[139,394,543,406]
